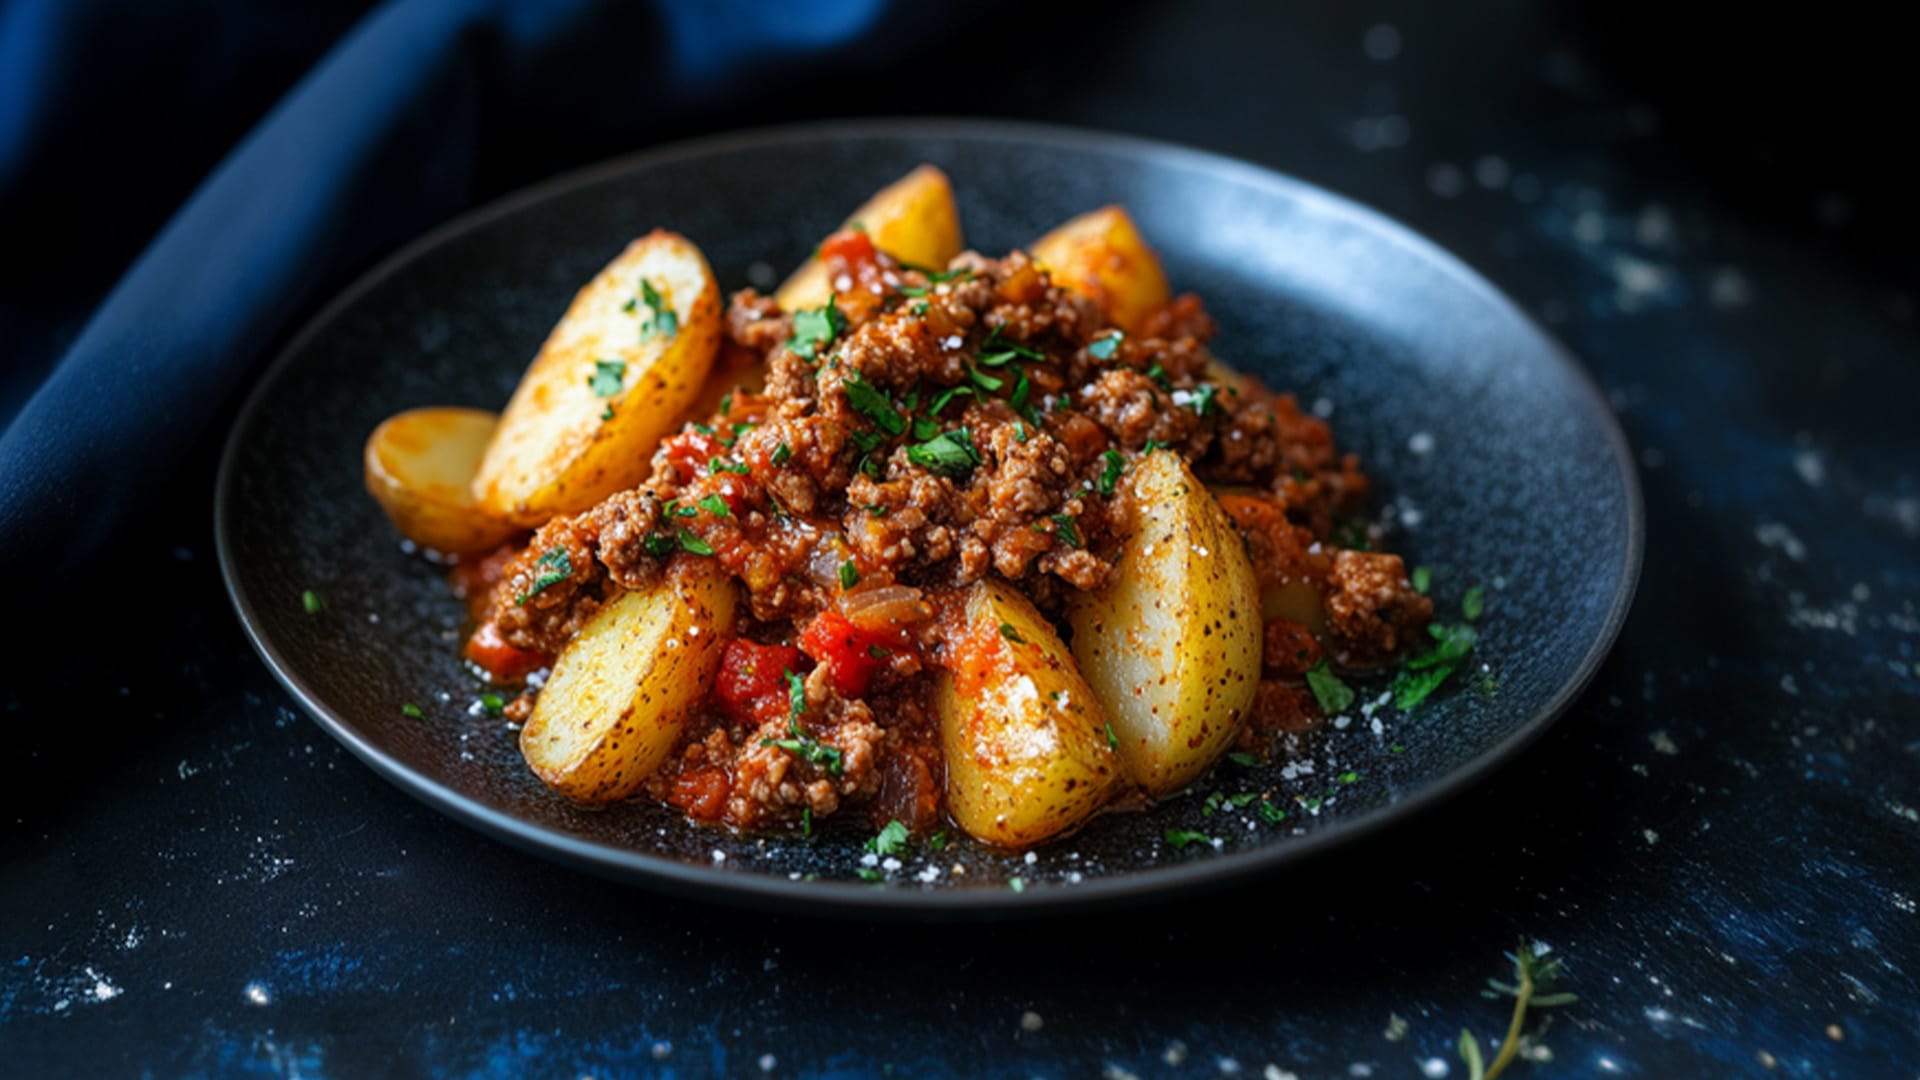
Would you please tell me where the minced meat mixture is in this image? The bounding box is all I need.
[468,229,1431,833]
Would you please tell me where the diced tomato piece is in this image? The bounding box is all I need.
[818,228,878,274]
[712,638,802,727]
[464,620,549,683]
[665,766,731,821]
[660,429,728,485]
[798,610,908,698]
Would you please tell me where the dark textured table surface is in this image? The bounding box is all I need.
[5,3,1916,1076]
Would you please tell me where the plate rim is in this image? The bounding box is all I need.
[215,117,1645,916]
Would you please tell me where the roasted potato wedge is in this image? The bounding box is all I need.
[1031,204,1170,335]
[363,406,518,555]
[935,579,1126,848]
[519,560,737,803]
[774,164,964,311]
[1068,451,1262,795]
[472,230,722,526]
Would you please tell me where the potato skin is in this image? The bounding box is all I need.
[775,164,964,311]
[519,559,737,804]
[1068,452,1262,795]
[935,579,1126,848]
[363,406,518,555]
[472,230,722,526]
[1030,205,1170,334]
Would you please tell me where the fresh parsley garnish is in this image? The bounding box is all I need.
[999,622,1025,644]
[1145,363,1171,390]
[787,296,846,359]
[644,533,674,557]
[709,457,750,475]
[1163,829,1211,850]
[856,868,884,882]
[866,820,910,856]
[1305,660,1355,714]
[1390,622,1479,710]
[844,371,907,435]
[589,358,627,398]
[637,279,678,342]
[1227,751,1258,767]
[1096,450,1126,497]
[301,589,324,614]
[966,366,1005,391]
[1087,331,1122,360]
[1051,513,1080,547]
[676,529,713,556]
[907,427,981,478]
[760,669,843,775]
[928,385,973,416]
[697,494,731,517]
[1412,566,1433,595]
[1175,383,1223,417]
[514,547,573,606]
[1258,802,1287,824]
[772,442,793,465]
[838,560,861,589]
[478,693,505,714]
[1463,584,1487,621]
[402,703,424,720]
[1008,877,1026,893]
[1105,721,1119,750]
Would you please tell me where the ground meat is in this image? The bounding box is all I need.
[1323,549,1434,662]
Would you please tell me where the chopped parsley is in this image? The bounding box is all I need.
[1257,802,1287,824]
[927,831,949,851]
[1105,721,1119,750]
[1338,771,1360,784]
[1227,751,1258,767]
[1412,566,1432,595]
[696,494,731,517]
[676,528,713,556]
[637,279,678,342]
[601,405,615,421]
[801,806,813,839]
[1087,331,1123,360]
[911,301,929,316]
[402,702,424,720]
[1163,829,1212,850]
[514,547,573,606]
[1051,513,1080,548]
[1142,439,1169,455]
[717,391,734,417]
[1096,450,1126,497]
[1174,383,1224,417]
[966,366,1005,391]
[1390,622,1479,710]
[760,669,843,775]
[1013,420,1029,443]
[1009,370,1039,423]
[589,358,626,398]
[1463,584,1487,621]
[867,820,910,856]
[772,442,793,465]
[856,868,884,882]
[1305,659,1356,715]
[301,589,324,614]
[787,296,846,359]
[928,385,973,416]
[999,622,1026,644]
[866,644,890,659]
[643,533,674,557]
[478,693,505,714]
[709,457,750,475]
[844,372,906,435]
[838,560,861,589]
[1008,877,1026,893]
[1145,363,1172,390]
[907,427,981,478]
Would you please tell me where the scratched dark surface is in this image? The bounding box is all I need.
[3,3,1916,1077]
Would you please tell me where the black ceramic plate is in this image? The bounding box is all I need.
[217,120,1641,914]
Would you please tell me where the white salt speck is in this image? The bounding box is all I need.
[916,865,941,883]
[1646,1006,1672,1023]
[711,850,727,863]
[1399,505,1424,528]
[1219,1057,1243,1075]
[758,1053,777,1072]
[1351,1065,1375,1078]
[881,857,902,872]
[244,982,272,1006]
[1408,432,1435,455]
[89,970,121,1002]
[1650,730,1678,755]
[1643,829,1660,846]
[651,1041,672,1060]
[1421,1059,1450,1078]
[1474,155,1510,190]
[1426,163,1466,198]
[1021,1010,1044,1032]
[1636,204,1674,248]
[1333,715,1351,730]
[1163,1041,1189,1066]
[1362,23,1401,61]
[1755,523,1807,561]
[1793,450,1826,487]
[1023,851,1038,865]
[1598,1057,1622,1073]
[942,335,963,351]
[367,613,380,624]
[1780,674,1800,696]
[1312,397,1335,418]
[1612,254,1674,309]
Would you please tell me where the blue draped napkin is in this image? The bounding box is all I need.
[0,0,935,602]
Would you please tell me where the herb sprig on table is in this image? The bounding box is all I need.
[1457,940,1576,1080]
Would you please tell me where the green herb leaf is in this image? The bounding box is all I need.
[1087,331,1122,360]
[1097,450,1126,497]
[1338,770,1359,784]
[1105,721,1119,750]
[966,366,1004,391]
[301,589,324,615]
[838,560,861,589]
[1257,802,1287,824]
[772,442,793,465]
[1009,877,1026,893]
[844,372,907,435]
[907,427,981,478]
[638,279,678,342]
[999,622,1026,644]
[1163,828,1212,850]
[1227,751,1258,767]
[1175,383,1223,417]
[1412,566,1432,595]
[1463,584,1487,621]
[402,703,424,720]
[1145,363,1171,390]
[1305,660,1356,714]
[709,457,750,475]
[601,405,615,421]
[676,529,713,556]
[1391,663,1458,711]
[787,296,845,359]
[927,831,949,851]
[928,385,973,416]
[1052,513,1080,547]
[856,867,884,882]
[697,494,731,517]
[644,533,674,557]
[1409,623,1478,670]
[867,820,910,856]
[514,547,574,606]
[589,358,627,398]
[801,806,813,839]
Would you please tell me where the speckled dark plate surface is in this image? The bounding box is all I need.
[216,120,1641,916]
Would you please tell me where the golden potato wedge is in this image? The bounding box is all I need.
[472,230,723,526]
[519,560,737,804]
[774,164,964,311]
[363,406,518,555]
[1030,205,1171,335]
[935,579,1126,848]
[1068,451,1262,795]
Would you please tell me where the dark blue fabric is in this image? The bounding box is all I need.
[0,0,916,602]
